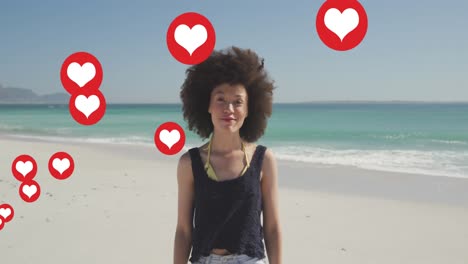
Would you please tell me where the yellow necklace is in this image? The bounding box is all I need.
[204,136,250,181]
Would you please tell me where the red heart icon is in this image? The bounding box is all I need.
[19,180,41,203]
[0,203,14,223]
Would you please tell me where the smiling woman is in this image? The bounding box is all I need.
[173,47,282,264]
[180,46,274,142]
[209,83,249,134]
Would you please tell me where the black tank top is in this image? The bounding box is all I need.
[188,145,267,263]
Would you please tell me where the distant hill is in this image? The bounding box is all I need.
[0,85,69,104]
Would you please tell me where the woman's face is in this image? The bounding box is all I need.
[208,83,249,134]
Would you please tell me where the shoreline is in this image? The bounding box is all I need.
[2,134,468,208]
[3,132,468,178]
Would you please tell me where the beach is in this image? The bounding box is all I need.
[1,136,468,264]
[2,0,468,261]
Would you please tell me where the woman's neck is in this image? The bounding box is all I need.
[210,130,244,154]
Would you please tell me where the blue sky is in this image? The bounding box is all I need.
[1,0,467,103]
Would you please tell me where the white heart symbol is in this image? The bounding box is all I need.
[16,161,33,177]
[22,185,37,198]
[159,129,180,149]
[174,24,208,56]
[0,208,11,219]
[324,8,359,41]
[52,158,70,174]
[67,62,96,88]
[75,95,100,118]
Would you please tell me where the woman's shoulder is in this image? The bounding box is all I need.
[261,147,276,169]
[248,142,271,154]
[179,145,203,161]
[177,151,194,186]
[178,146,201,169]
[247,143,274,164]
[178,151,192,168]
[247,143,274,166]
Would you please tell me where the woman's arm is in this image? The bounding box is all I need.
[261,149,283,264]
[173,152,195,264]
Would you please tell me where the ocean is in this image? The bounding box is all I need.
[1,103,467,178]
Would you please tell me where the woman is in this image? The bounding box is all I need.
[173,47,282,264]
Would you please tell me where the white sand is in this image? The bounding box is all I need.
[1,137,468,263]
